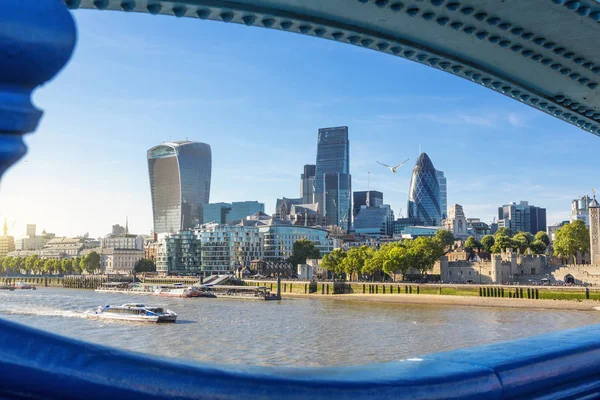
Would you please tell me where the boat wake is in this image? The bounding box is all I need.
[0,306,87,319]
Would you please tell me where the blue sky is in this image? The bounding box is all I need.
[0,9,596,238]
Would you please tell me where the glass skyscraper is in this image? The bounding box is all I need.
[300,164,316,204]
[147,141,211,233]
[436,170,447,220]
[314,126,351,230]
[407,153,442,226]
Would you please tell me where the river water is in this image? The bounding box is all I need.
[1,288,599,367]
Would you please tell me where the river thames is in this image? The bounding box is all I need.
[2,287,600,367]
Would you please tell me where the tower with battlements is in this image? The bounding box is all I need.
[589,193,600,265]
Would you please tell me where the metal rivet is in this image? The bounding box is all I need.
[488,36,500,44]
[299,25,311,33]
[375,0,389,7]
[377,42,389,51]
[391,46,402,54]
[476,31,488,40]
[332,32,344,40]
[121,1,135,11]
[566,1,581,10]
[460,7,474,15]
[348,36,360,44]
[511,27,524,35]
[172,6,187,17]
[487,17,500,25]
[262,18,275,27]
[94,0,109,9]
[521,32,534,40]
[220,12,234,22]
[407,7,420,16]
[196,9,210,19]
[361,38,374,47]
[498,22,511,30]
[422,12,435,20]
[463,26,476,34]
[474,12,487,21]
[554,47,566,55]
[65,0,82,9]
[391,2,404,11]
[147,3,161,14]
[446,2,459,10]
[404,50,415,57]
[450,22,463,30]
[314,28,326,36]
[280,21,293,29]
[437,17,449,25]
[242,15,257,26]
[533,37,545,45]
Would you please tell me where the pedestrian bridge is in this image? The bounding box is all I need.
[2,0,600,398]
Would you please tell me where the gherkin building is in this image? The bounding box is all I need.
[407,153,442,226]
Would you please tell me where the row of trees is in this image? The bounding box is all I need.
[464,228,551,255]
[320,230,455,281]
[0,252,101,275]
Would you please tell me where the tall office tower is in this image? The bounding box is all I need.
[147,141,211,234]
[203,203,232,225]
[323,173,352,231]
[497,201,547,235]
[314,126,351,228]
[353,190,384,219]
[26,224,36,238]
[436,170,447,220]
[407,153,442,226]
[300,164,316,204]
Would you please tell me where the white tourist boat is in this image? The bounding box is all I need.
[86,303,177,323]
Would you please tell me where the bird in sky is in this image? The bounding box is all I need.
[377,159,409,173]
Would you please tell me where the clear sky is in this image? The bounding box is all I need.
[0,9,597,238]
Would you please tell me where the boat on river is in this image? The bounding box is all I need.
[13,282,36,290]
[95,282,154,295]
[154,284,215,298]
[202,285,279,301]
[86,303,177,323]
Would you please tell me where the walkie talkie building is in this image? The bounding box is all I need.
[147,141,211,234]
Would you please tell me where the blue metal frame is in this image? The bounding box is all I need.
[1,316,600,399]
[1,2,600,398]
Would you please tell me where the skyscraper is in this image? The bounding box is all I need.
[497,201,546,235]
[407,153,442,226]
[436,170,447,220]
[300,164,316,204]
[147,141,211,234]
[323,173,352,231]
[314,126,351,229]
[353,190,384,218]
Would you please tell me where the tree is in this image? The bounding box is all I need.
[82,251,101,274]
[363,244,388,277]
[530,240,547,254]
[34,258,45,275]
[382,244,412,280]
[491,235,516,253]
[481,235,495,253]
[435,229,455,249]
[494,227,512,238]
[535,231,550,247]
[512,232,531,254]
[409,236,445,275]
[288,239,320,267]
[26,255,39,274]
[553,220,590,263]
[134,258,156,273]
[464,236,482,253]
[341,246,370,280]
[321,249,346,277]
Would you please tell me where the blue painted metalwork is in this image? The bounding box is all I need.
[0,0,76,179]
[64,0,600,136]
[1,316,600,399]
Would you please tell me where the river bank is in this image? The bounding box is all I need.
[282,292,600,311]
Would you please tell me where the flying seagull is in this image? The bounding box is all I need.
[377,158,409,173]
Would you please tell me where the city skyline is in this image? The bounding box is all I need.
[0,10,598,237]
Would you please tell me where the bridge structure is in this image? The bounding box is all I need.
[1,0,600,398]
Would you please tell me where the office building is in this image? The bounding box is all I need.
[16,225,55,251]
[198,224,263,274]
[323,172,352,231]
[498,201,547,235]
[571,195,591,226]
[353,204,395,237]
[112,224,126,235]
[274,197,304,220]
[203,202,232,225]
[314,126,351,229]
[104,248,144,275]
[466,218,491,240]
[147,141,211,233]
[258,224,332,261]
[436,170,447,220]
[0,219,14,258]
[353,191,384,219]
[156,231,202,275]
[393,217,421,236]
[26,224,36,237]
[547,221,569,243]
[226,201,265,224]
[300,164,316,204]
[407,153,442,226]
